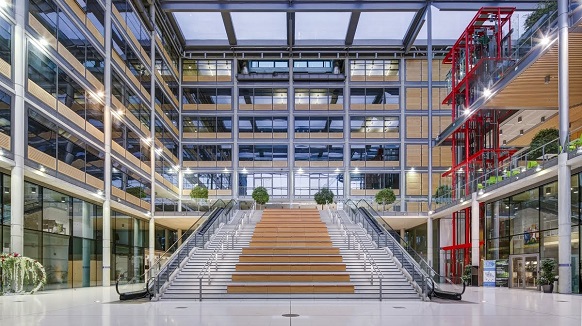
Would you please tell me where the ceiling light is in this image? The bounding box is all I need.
[97,190,103,196]
[478,189,484,195]
[536,165,542,172]
[39,38,49,47]
[241,167,248,174]
[96,91,104,98]
[463,109,470,116]
[541,36,550,46]
[117,109,124,116]
[483,88,492,97]
[39,165,46,172]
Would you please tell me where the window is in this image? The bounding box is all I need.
[238,173,288,197]
[350,59,399,81]
[238,144,288,161]
[295,173,344,198]
[350,144,400,161]
[351,116,399,138]
[350,173,400,190]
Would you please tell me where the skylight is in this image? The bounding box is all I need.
[173,12,228,40]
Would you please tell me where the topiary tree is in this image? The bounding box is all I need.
[314,187,334,209]
[524,1,557,32]
[461,265,473,285]
[252,186,269,209]
[433,185,452,204]
[528,128,559,160]
[539,258,556,293]
[375,188,396,211]
[190,185,208,211]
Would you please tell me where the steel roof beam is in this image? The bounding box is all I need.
[402,4,427,53]
[345,11,361,46]
[287,12,295,47]
[221,12,237,46]
[160,1,426,12]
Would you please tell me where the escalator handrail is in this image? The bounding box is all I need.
[115,199,234,297]
[344,199,462,298]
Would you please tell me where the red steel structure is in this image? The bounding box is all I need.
[440,7,516,277]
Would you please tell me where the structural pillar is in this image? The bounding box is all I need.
[10,0,26,255]
[177,57,183,211]
[493,201,500,260]
[426,5,434,268]
[557,0,572,294]
[400,228,406,246]
[177,229,183,246]
[427,216,433,267]
[102,0,113,286]
[471,192,479,267]
[148,3,157,268]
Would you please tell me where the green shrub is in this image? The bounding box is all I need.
[528,128,559,160]
[252,187,269,206]
[314,187,334,208]
[375,188,396,210]
[189,185,209,200]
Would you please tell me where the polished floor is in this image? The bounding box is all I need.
[0,286,580,325]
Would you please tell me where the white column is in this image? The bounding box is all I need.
[427,216,433,267]
[471,192,480,266]
[148,217,155,269]
[102,0,113,286]
[148,3,157,268]
[557,0,571,294]
[10,0,26,255]
[177,229,183,246]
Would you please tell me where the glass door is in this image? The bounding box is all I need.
[511,256,524,288]
[510,254,539,290]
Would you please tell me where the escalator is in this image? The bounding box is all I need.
[344,199,465,300]
[115,200,236,300]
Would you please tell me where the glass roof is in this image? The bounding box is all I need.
[173,12,227,40]
[231,12,286,40]
[354,12,416,40]
[416,6,476,42]
[295,12,351,40]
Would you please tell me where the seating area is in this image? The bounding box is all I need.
[227,209,354,294]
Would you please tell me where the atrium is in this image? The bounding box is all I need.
[0,0,582,325]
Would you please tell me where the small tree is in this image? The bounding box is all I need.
[434,185,452,204]
[190,185,208,211]
[314,187,334,209]
[375,188,396,211]
[524,1,557,31]
[252,187,269,208]
[528,128,559,160]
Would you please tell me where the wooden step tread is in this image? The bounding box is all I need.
[242,248,340,255]
[232,274,350,282]
[239,255,344,263]
[236,264,347,272]
[227,284,354,294]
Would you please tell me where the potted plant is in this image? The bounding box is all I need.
[252,187,269,209]
[314,187,334,209]
[189,185,208,211]
[539,258,556,293]
[461,265,472,286]
[374,188,396,212]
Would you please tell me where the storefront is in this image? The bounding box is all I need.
[483,175,581,292]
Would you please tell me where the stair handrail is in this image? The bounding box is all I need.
[197,212,249,284]
[151,199,237,297]
[349,230,384,284]
[329,206,384,285]
[116,199,233,299]
[343,199,458,298]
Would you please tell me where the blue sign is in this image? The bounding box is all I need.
[483,260,496,287]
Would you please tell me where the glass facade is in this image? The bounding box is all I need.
[484,175,582,292]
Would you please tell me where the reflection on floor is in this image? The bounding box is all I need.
[0,286,581,325]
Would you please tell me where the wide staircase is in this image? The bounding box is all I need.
[227,209,354,296]
[160,208,420,300]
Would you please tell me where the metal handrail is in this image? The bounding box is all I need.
[327,205,383,286]
[343,199,461,299]
[115,199,232,299]
[151,199,237,297]
[197,212,250,284]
